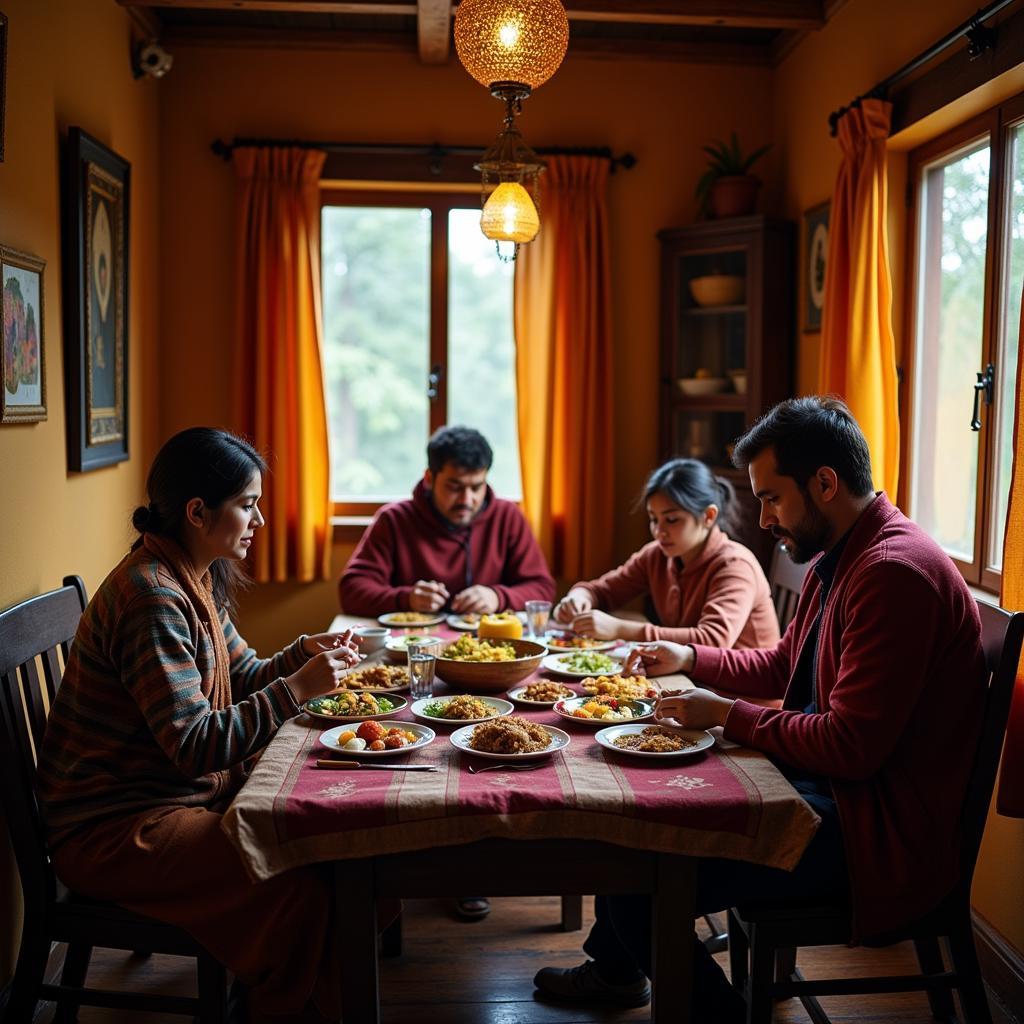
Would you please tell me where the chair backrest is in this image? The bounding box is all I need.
[957,601,1024,885]
[0,576,88,908]
[768,541,811,631]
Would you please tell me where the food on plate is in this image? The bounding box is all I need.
[612,726,697,753]
[306,692,396,718]
[357,720,386,743]
[581,674,659,701]
[546,633,606,649]
[339,664,409,690]
[453,612,481,626]
[565,695,636,721]
[337,724,419,752]
[441,635,517,662]
[385,611,439,625]
[469,715,551,754]
[478,610,523,640]
[421,695,496,720]
[387,634,433,650]
[556,651,618,674]
[520,681,574,702]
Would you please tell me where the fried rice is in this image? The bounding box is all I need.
[469,715,551,754]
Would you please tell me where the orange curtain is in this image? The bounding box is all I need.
[819,98,900,499]
[997,278,1024,817]
[232,147,331,583]
[514,155,615,582]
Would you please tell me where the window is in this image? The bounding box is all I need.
[321,191,521,516]
[906,95,1024,591]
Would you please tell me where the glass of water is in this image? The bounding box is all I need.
[525,600,552,640]
[407,638,440,700]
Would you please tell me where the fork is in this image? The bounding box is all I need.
[467,762,547,773]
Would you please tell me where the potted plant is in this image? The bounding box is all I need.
[695,132,771,219]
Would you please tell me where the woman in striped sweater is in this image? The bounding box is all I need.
[38,428,359,1024]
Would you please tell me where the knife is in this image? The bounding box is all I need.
[315,759,438,771]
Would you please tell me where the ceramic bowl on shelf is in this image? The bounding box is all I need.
[689,274,745,307]
[677,377,728,397]
[729,370,748,395]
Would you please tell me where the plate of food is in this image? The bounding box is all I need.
[553,694,654,725]
[303,690,408,723]
[446,613,481,631]
[319,720,435,756]
[337,663,410,691]
[507,680,577,706]
[541,651,625,679]
[434,636,547,691]
[595,723,714,758]
[450,716,570,761]
[384,634,440,663]
[410,694,513,725]
[378,611,445,628]
[580,674,660,701]
[543,630,618,652]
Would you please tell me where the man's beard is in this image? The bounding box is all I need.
[774,495,832,564]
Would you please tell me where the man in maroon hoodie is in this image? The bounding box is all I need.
[340,424,555,616]
[534,396,985,1023]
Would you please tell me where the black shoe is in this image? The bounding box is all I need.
[454,896,491,921]
[533,960,651,1007]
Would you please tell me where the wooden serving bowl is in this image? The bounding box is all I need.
[434,638,546,692]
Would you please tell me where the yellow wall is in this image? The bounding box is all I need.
[156,44,776,651]
[0,0,162,981]
[772,0,1024,954]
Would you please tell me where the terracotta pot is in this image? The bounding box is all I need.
[709,175,760,218]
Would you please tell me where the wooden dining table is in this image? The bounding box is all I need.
[221,614,820,1023]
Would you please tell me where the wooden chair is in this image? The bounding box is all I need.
[0,576,228,1022]
[768,541,810,632]
[726,600,1024,1024]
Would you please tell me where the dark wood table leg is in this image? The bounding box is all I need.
[651,854,695,1024]
[560,894,584,931]
[338,858,380,1024]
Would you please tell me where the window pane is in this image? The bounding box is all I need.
[990,122,1024,572]
[447,209,521,499]
[322,207,431,501]
[910,142,990,563]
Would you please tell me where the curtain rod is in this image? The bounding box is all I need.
[210,138,637,173]
[827,0,1016,136]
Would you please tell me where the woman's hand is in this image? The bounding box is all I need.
[655,689,735,730]
[553,589,592,623]
[622,641,695,677]
[286,648,360,703]
[570,609,640,641]
[301,629,359,663]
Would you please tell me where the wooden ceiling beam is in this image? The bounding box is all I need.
[116,1,418,14]
[417,0,450,63]
[123,4,163,39]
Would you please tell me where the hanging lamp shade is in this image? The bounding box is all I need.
[480,182,540,243]
[454,0,569,93]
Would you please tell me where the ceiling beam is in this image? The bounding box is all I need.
[116,1,418,13]
[417,0,450,63]
[123,3,162,38]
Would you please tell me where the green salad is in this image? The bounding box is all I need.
[559,651,617,674]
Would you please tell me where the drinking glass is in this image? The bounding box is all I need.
[525,600,552,640]
[407,638,440,700]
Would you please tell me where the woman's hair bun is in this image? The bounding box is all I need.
[132,504,155,532]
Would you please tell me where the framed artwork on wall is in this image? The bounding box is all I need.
[63,127,130,471]
[0,12,7,163]
[1,246,46,423]
[802,200,830,333]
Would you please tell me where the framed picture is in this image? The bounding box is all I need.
[0,12,7,163]
[63,127,130,471]
[803,200,830,333]
[1,246,46,423]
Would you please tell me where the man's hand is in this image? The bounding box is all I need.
[655,688,735,730]
[570,609,642,641]
[622,641,696,677]
[553,589,592,623]
[451,585,500,614]
[409,580,450,612]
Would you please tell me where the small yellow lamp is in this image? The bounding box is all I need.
[480,183,540,243]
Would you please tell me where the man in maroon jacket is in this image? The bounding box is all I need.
[339,425,555,617]
[534,397,985,1023]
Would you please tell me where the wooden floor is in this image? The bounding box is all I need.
[35,897,1019,1024]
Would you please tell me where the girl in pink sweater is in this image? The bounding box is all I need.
[554,459,779,649]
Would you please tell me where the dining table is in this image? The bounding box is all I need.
[221,614,821,1024]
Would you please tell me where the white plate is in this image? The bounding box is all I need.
[319,721,435,757]
[450,721,570,761]
[410,695,514,725]
[553,695,654,726]
[595,724,715,758]
[378,611,445,628]
[507,682,578,706]
[446,614,481,631]
[303,692,408,723]
[384,635,441,658]
[541,652,625,678]
[542,630,618,653]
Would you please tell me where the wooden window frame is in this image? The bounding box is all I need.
[901,91,1024,592]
